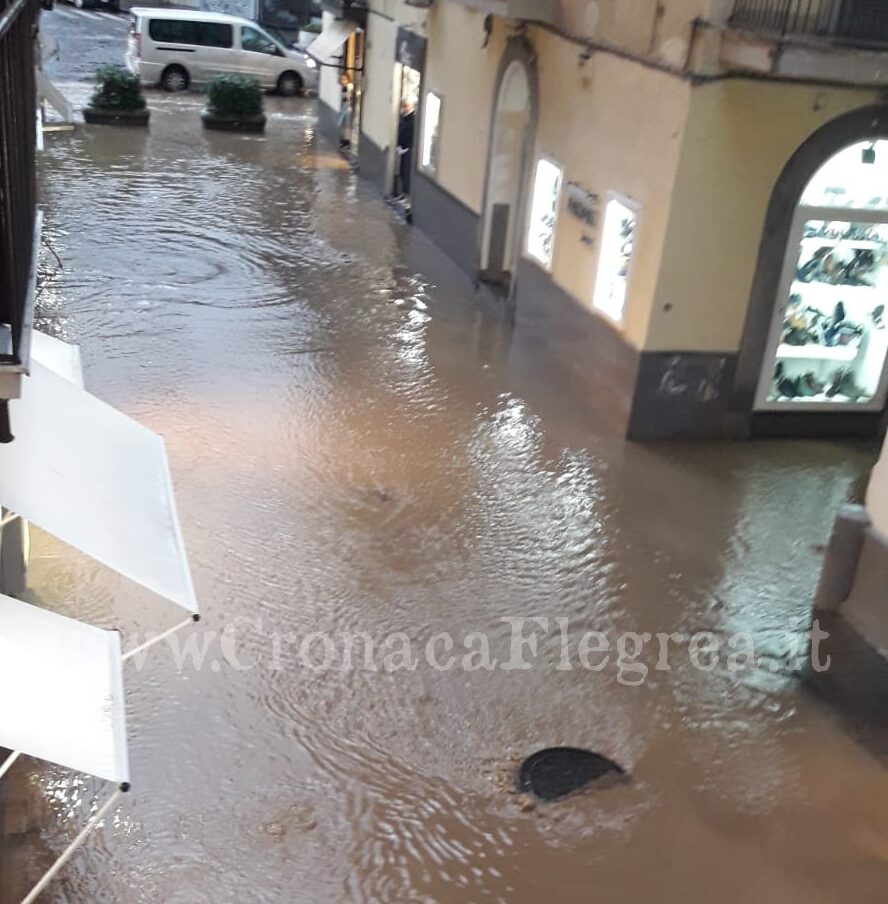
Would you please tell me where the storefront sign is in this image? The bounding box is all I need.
[396,27,427,71]
[565,182,598,228]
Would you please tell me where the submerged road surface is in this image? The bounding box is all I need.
[5,23,888,903]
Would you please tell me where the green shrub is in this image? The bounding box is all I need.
[90,65,146,111]
[302,21,322,34]
[206,75,263,118]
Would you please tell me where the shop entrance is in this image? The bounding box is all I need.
[336,27,365,154]
[480,58,534,293]
[756,140,888,411]
[392,62,420,200]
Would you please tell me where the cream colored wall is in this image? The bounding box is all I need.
[318,12,342,110]
[558,0,717,67]
[527,27,692,350]
[422,3,505,213]
[647,81,880,352]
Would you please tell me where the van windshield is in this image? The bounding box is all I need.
[262,26,292,50]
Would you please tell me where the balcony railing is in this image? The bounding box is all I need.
[0,0,38,374]
[729,0,888,46]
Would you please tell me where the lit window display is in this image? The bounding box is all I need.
[801,139,888,210]
[525,157,563,269]
[593,197,637,323]
[421,91,441,173]
[757,140,888,410]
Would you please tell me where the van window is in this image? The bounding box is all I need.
[148,19,234,48]
[241,26,278,55]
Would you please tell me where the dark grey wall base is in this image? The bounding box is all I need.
[630,359,888,440]
[512,258,639,430]
[628,352,737,440]
[411,170,480,278]
[356,135,388,195]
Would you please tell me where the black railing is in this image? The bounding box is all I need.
[0,0,38,366]
[730,0,888,45]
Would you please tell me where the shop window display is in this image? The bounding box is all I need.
[526,157,563,269]
[758,141,888,410]
[594,197,637,324]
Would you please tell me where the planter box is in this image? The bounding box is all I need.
[82,105,149,126]
[201,110,266,133]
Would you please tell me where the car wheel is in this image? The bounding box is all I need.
[277,71,302,97]
[161,65,189,93]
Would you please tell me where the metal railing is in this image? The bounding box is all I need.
[0,0,38,367]
[729,0,888,45]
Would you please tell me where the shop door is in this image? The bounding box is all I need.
[393,63,420,199]
[755,141,888,411]
[479,59,532,293]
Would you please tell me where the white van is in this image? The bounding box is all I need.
[126,8,319,96]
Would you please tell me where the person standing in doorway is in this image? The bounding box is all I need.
[396,99,416,198]
[338,74,354,149]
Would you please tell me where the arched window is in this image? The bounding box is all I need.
[756,140,888,410]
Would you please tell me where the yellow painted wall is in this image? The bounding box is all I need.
[558,0,716,67]
[647,80,880,352]
[361,13,400,152]
[422,3,505,213]
[528,28,692,349]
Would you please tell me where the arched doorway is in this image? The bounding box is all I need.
[733,104,888,435]
[479,43,537,296]
[755,139,888,411]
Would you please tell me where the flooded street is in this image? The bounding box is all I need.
[8,16,888,901]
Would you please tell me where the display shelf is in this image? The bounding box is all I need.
[776,343,858,361]
[800,236,883,250]
[790,280,882,302]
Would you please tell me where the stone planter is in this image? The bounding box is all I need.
[201,110,266,133]
[82,105,150,126]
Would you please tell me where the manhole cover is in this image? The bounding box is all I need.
[517,747,624,801]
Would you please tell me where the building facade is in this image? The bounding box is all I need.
[316,0,888,439]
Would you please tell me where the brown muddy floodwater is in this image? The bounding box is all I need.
[7,87,888,903]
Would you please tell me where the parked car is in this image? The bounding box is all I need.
[125,8,318,95]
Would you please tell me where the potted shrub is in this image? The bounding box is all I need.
[202,75,266,133]
[83,65,149,126]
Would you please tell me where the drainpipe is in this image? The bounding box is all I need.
[648,1,664,54]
